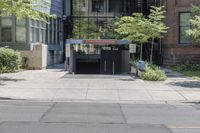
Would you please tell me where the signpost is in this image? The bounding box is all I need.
[129,44,136,53]
[65,43,71,72]
[65,44,71,57]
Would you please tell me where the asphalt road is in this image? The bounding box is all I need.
[0,101,199,133]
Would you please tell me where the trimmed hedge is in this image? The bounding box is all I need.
[0,47,21,73]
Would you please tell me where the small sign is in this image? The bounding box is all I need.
[129,44,136,53]
[66,44,71,57]
[66,39,83,44]
[117,40,131,44]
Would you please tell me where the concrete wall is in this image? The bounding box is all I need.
[162,0,200,65]
[20,43,48,69]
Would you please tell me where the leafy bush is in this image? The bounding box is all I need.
[130,58,139,68]
[0,47,21,73]
[173,64,200,72]
[142,63,167,81]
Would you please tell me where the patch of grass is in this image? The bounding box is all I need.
[181,71,200,81]
[172,64,200,81]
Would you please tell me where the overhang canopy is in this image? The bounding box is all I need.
[66,39,131,45]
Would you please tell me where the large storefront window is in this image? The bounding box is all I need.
[179,12,191,44]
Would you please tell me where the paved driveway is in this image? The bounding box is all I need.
[0,65,200,102]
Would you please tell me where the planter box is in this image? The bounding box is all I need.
[131,66,138,75]
[137,69,144,78]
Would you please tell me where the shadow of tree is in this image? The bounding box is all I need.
[0,82,5,86]
[0,77,26,86]
[168,81,200,88]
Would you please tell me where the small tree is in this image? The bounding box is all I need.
[0,0,54,21]
[115,13,150,60]
[148,6,168,64]
[186,5,200,43]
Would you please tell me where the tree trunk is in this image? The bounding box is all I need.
[150,38,154,64]
[140,43,143,60]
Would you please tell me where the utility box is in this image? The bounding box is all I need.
[138,60,145,71]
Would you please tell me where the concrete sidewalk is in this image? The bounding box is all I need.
[0,64,200,102]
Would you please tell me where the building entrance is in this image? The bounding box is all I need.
[65,39,132,74]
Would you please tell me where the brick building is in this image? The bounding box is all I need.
[162,0,200,65]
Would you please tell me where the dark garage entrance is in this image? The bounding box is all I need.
[76,59,100,74]
[65,39,132,74]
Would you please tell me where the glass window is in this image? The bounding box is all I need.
[54,19,57,43]
[31,19,35,26]
[71,0,139,39]
[1,18,12,26]
[92,0,104,12]
[36,20,40,27]
[42,30,46,43]
[2,27,12,42]
[39,29,43,42]
[30,27,33,42]
[36,28,40,42]
[16,18,26,43]
[46,24,49,43]
[16,19,26,26]
[16,27,26,42]
[57,19,60,44]
[179,12,191,44]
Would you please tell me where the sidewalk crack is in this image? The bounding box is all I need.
[39,102,57,122]
[118,103,127,124]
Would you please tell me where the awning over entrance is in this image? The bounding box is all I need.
[66,39,131,45]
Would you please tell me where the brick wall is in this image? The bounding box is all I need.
[162,0,200,65]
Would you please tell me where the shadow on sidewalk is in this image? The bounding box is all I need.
[47,63,65,72]
[0,82,5,86]
[168,81,200,88]
[0,77,26,86]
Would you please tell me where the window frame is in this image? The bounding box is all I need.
[29,19,46,44]
[178,12,191,45]
[0,16,14,43]
[15,18,27,43]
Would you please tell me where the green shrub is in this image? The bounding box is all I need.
[0,47,21,73]
[142,63,167,81]
[130,58,139,68]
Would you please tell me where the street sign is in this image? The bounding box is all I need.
[129,44,136,53]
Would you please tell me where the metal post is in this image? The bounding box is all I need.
[104,60,107,73]
[112,61,115,74]
[65,43,71,72]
